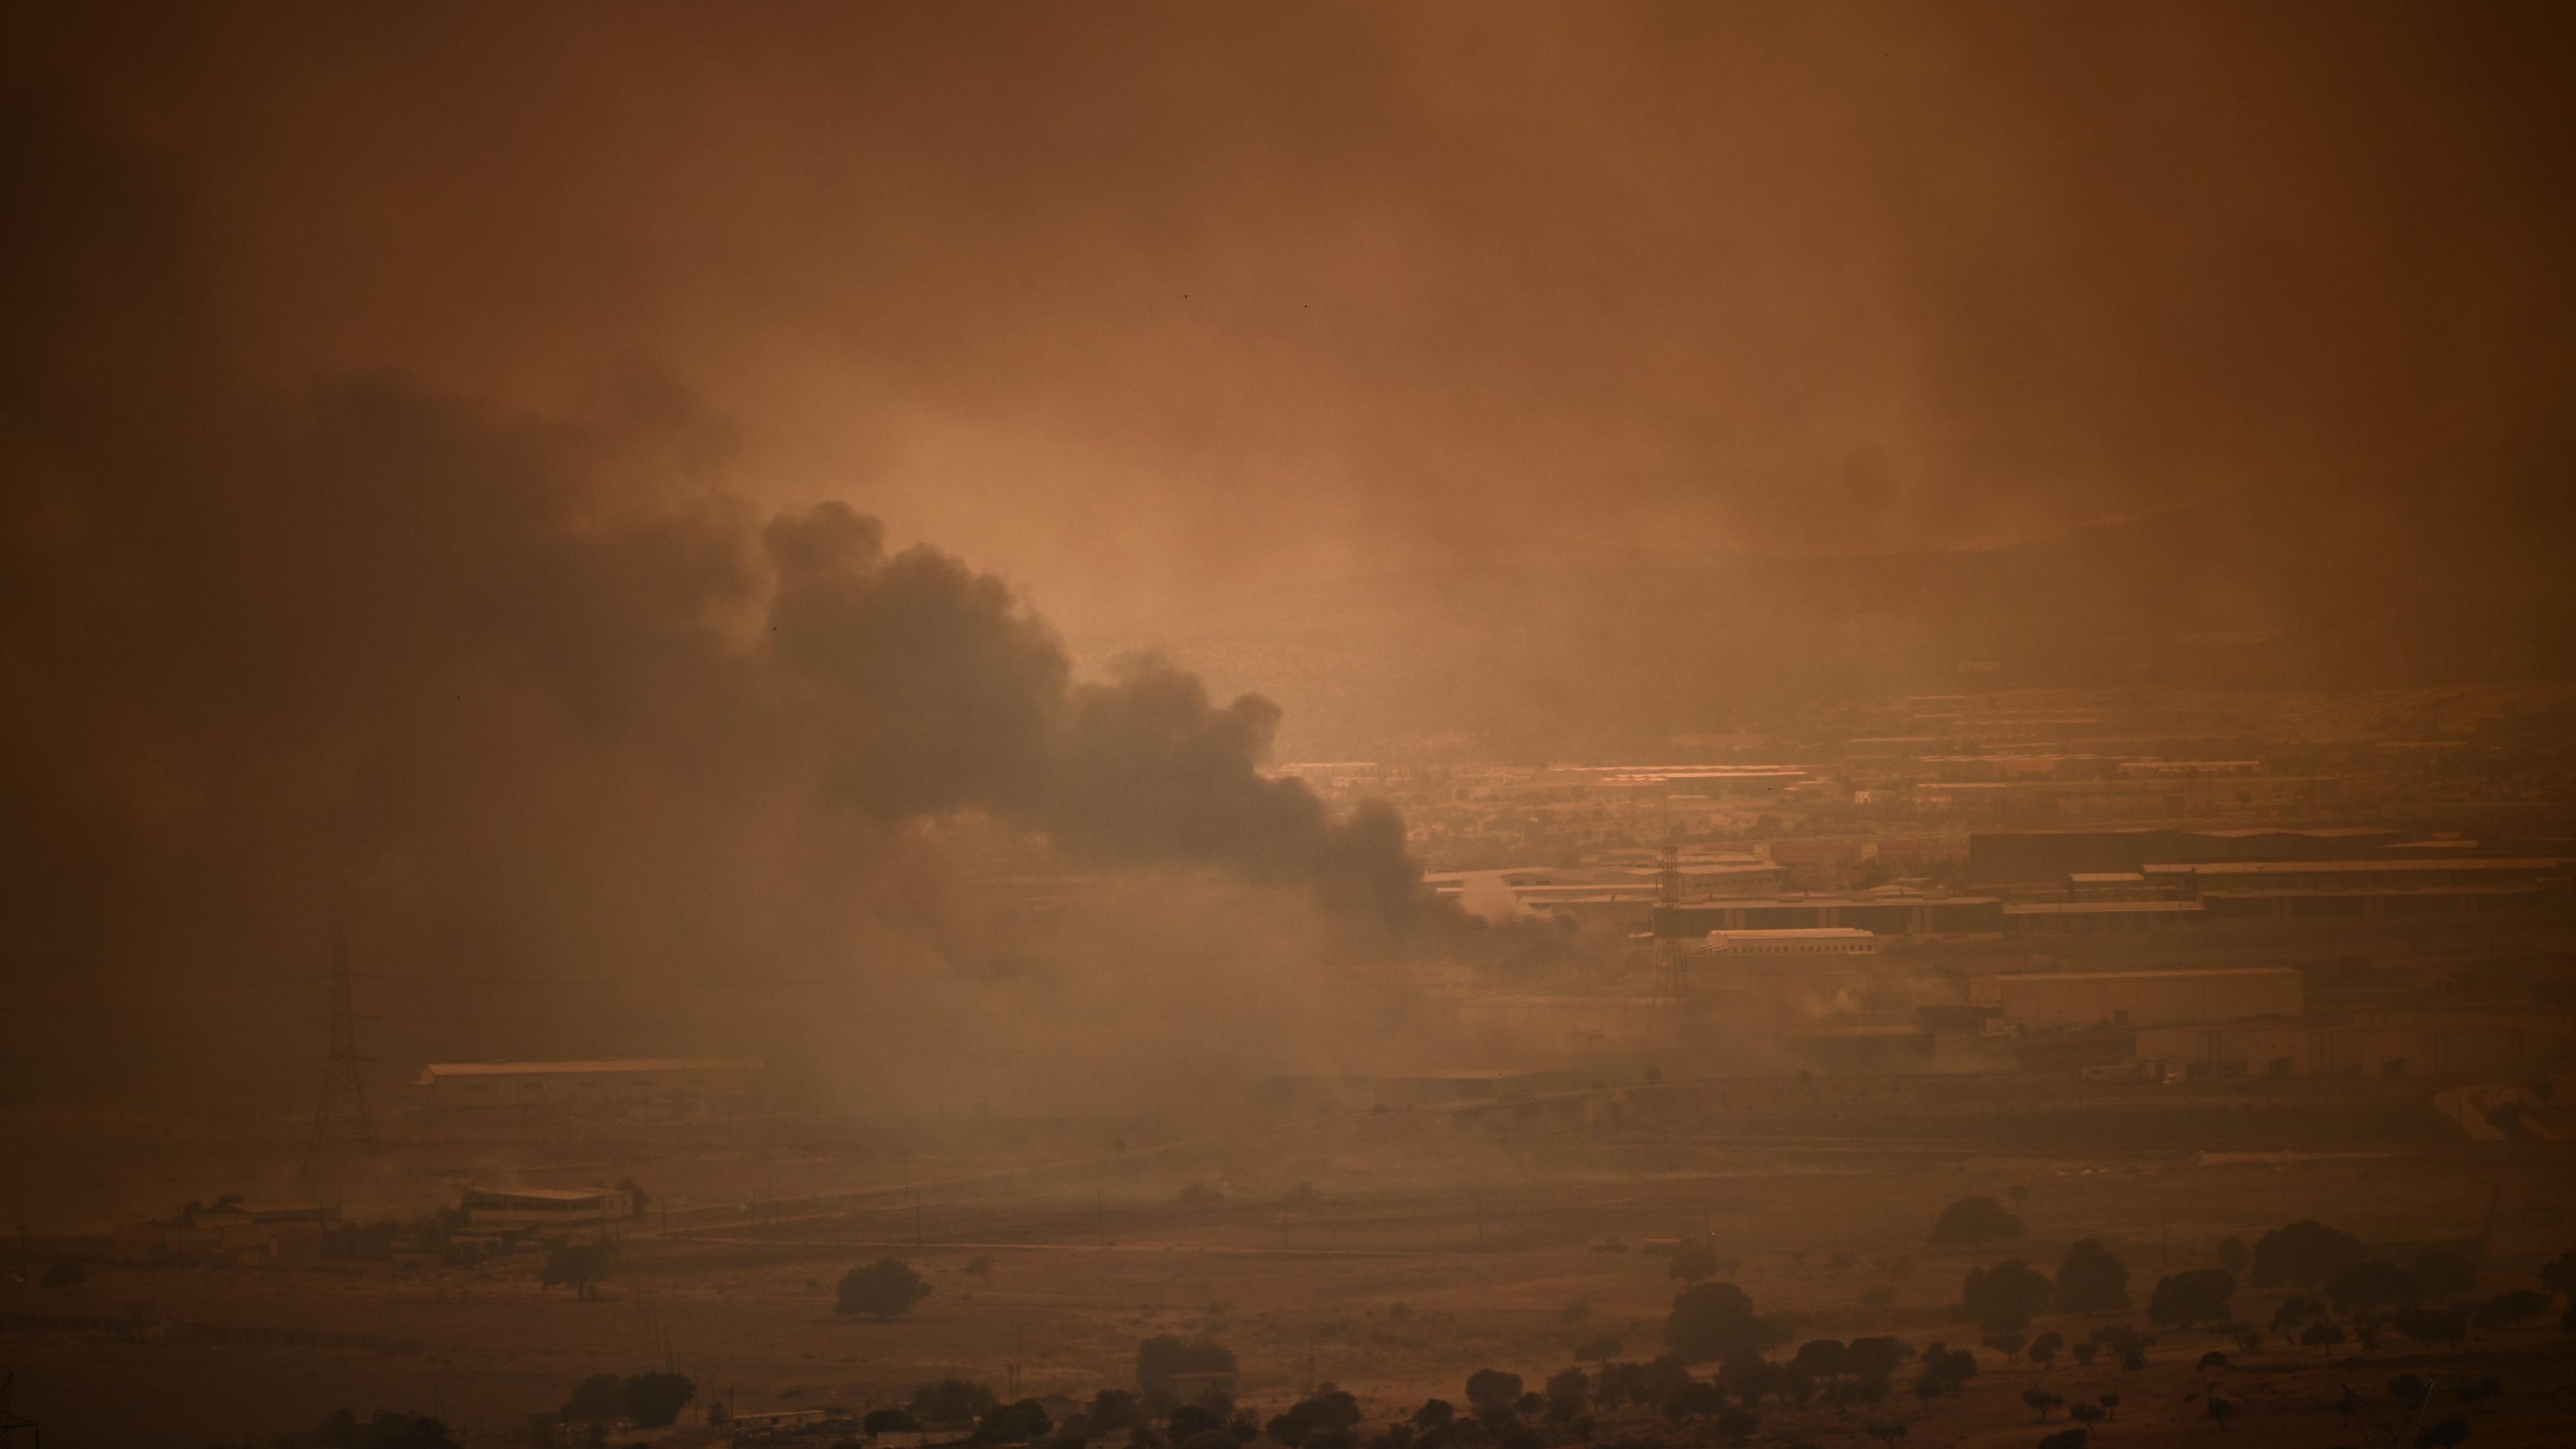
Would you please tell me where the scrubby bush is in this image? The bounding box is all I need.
[1960,1259,2053,1332]
[912,1379,1000,1428]
[2248,1221,2364,1291]
[1666,1282,1786,1363]
[1927,1196,2022,1249]
[2147,1269,2236,1329]
[2053,1239,2129,1313]
[624,1371,695,1428]
[837,1258,932,1320]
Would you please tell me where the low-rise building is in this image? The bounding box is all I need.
[415,1057,768,1118]
[1701,927,1880,957]
[1655,893,2004,940]
[460,1185,637,1234]
[111,1201,341,1265]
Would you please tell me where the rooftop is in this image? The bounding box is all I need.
[2004,900,2204,914]
[2149,857,2565,876]
[1709,927,1877,940]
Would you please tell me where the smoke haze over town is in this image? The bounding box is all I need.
[4,6,2575,1448]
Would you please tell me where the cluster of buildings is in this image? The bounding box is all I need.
[1428,804,2575,1097]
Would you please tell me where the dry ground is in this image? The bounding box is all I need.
[5,1084,2573,1448]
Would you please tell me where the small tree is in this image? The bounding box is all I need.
[563,1374,627,1424]
[1960,1259,2053,1332]
[977,1399,1053,1445]
[1666,1281,1766,1363]
[2207,1395,2237,1430]
[912,1380,1000,1428]
[616,1177,650,1216]
[1860,1422,1907,1448]
[1084,1391,1137,1432]
[868,1408,924,1436]
[1982,1332,2027,1363]
[541,1242,610,1300]
[2147,1269,2236,1329]
[2070,1341,2098,1367]
[1463,1370,1523,1422]
[2414,1417,2470,1448]
[2023,1389,2063,1421]
[839,1258,932,1320]
[2539,1249,2576,1305]
[2475,1289,2546,1330]
[625,1372,694,1428]
[2249,1221,2365,1291]
[2053,1239,2129,1313]
[1542,1368,1588,1419]
[2070,1403,2104,1430]
[1927,1196,2023,1250]
[2029,1331,2063,1368]
[965,1253,996,1279]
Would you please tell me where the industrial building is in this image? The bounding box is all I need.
[1702,927,1880,956]
[414,1057,768,1118]
[1428,859,1787,928]
[1972,966,2303,1030]
[1654,893,2004,939]
[2133,1013,2574,1079]
[2146,857,2569,896]
[111,1201,341,1265]
[1968,827,2412,885]
[459,1185,638,1235]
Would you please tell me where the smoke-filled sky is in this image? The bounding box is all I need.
[17,3,2576,711]
[4,4,2574,1097]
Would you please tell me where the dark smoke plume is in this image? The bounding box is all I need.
[0,91,1452,1100]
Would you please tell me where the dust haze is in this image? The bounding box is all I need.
[4,7,2575,1449]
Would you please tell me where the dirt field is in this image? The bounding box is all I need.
[6,1081,2573,1447]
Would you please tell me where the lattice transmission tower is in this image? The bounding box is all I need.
[304,925,379,1180]
[1656,842,1691,1012]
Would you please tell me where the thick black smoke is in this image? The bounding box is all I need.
[0,91,1452,1100]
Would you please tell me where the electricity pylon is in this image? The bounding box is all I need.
[303,925,378,1180]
